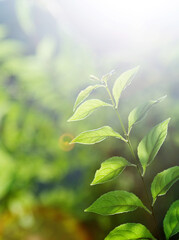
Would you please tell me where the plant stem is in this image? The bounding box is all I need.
[105,84,161,240]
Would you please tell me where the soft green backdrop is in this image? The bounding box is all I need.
[0,1,178,239]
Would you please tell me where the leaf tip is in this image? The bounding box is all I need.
[67,117,73,122]
[90,179,98,185]
[69,139,75,144]
[131,65,140,74]
[167,117,171,122]
[164,117,171,127]
[135,65,140,70]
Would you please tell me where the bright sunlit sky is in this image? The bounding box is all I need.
[40,0,179,54]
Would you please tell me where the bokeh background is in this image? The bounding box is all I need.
[0,0,178,239]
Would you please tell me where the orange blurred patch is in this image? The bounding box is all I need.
[0,207,92,240]
[59,133,75,151]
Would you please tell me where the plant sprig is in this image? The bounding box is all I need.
[68,67,179,240]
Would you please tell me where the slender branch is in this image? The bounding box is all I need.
[105,83,161,240]
[105,86,127,135]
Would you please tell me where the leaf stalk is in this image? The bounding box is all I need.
[105,83,161,240]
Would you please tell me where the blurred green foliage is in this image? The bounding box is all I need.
[0,0,178,239]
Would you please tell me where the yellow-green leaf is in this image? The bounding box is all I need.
[90,75,100,82]
[73,85,102,111]
[163,200,179,240]
[151,166,179,205]
[68,99,112,122]
[71,126,126,145]
[128,95,167,134]
[105,223,156,240]
[137,118,170,175]
[91,157,135,185]
[85,190,151,215]
[112,66,139,107]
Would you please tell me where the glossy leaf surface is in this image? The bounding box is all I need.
[163,200,179,240]
[71,126,126,144]
[68,99,111,122]
[138,118,170,175]
[91,157,134,185]
[73,84,102,111]
[151,166,179,205]
[112,66,139,107]
[128,95,166,134]
[105,223,156,240]
[85,190,151,215]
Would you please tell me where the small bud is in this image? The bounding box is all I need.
[89,75,100,82]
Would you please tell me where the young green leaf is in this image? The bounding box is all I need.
[128,95,167,134]
[137,118,170,175]
[71,126,126,145]
[101,70,115,84]
[90,75,100,82]
[68,99,112,122]
[85,190,151,215]
[163,200,179,240]
[151,166,179,205]
[105,223,156,240]
[91,156,135,185]
[112,66,139,107]
[73,84,102,111]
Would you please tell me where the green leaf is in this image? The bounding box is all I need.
[101,70,115,83]
[73,85,102,111]
[137,118,170,175]
[68,99,111,122]
[163,200,179,240]
[128,95,167,134]
[85,190,151,215]
[71,126,126,145]
[91,157,135,185]
[151,166,179,205]
[90,75,100,82]
[112,66,139,107]
[105,223,156,240]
